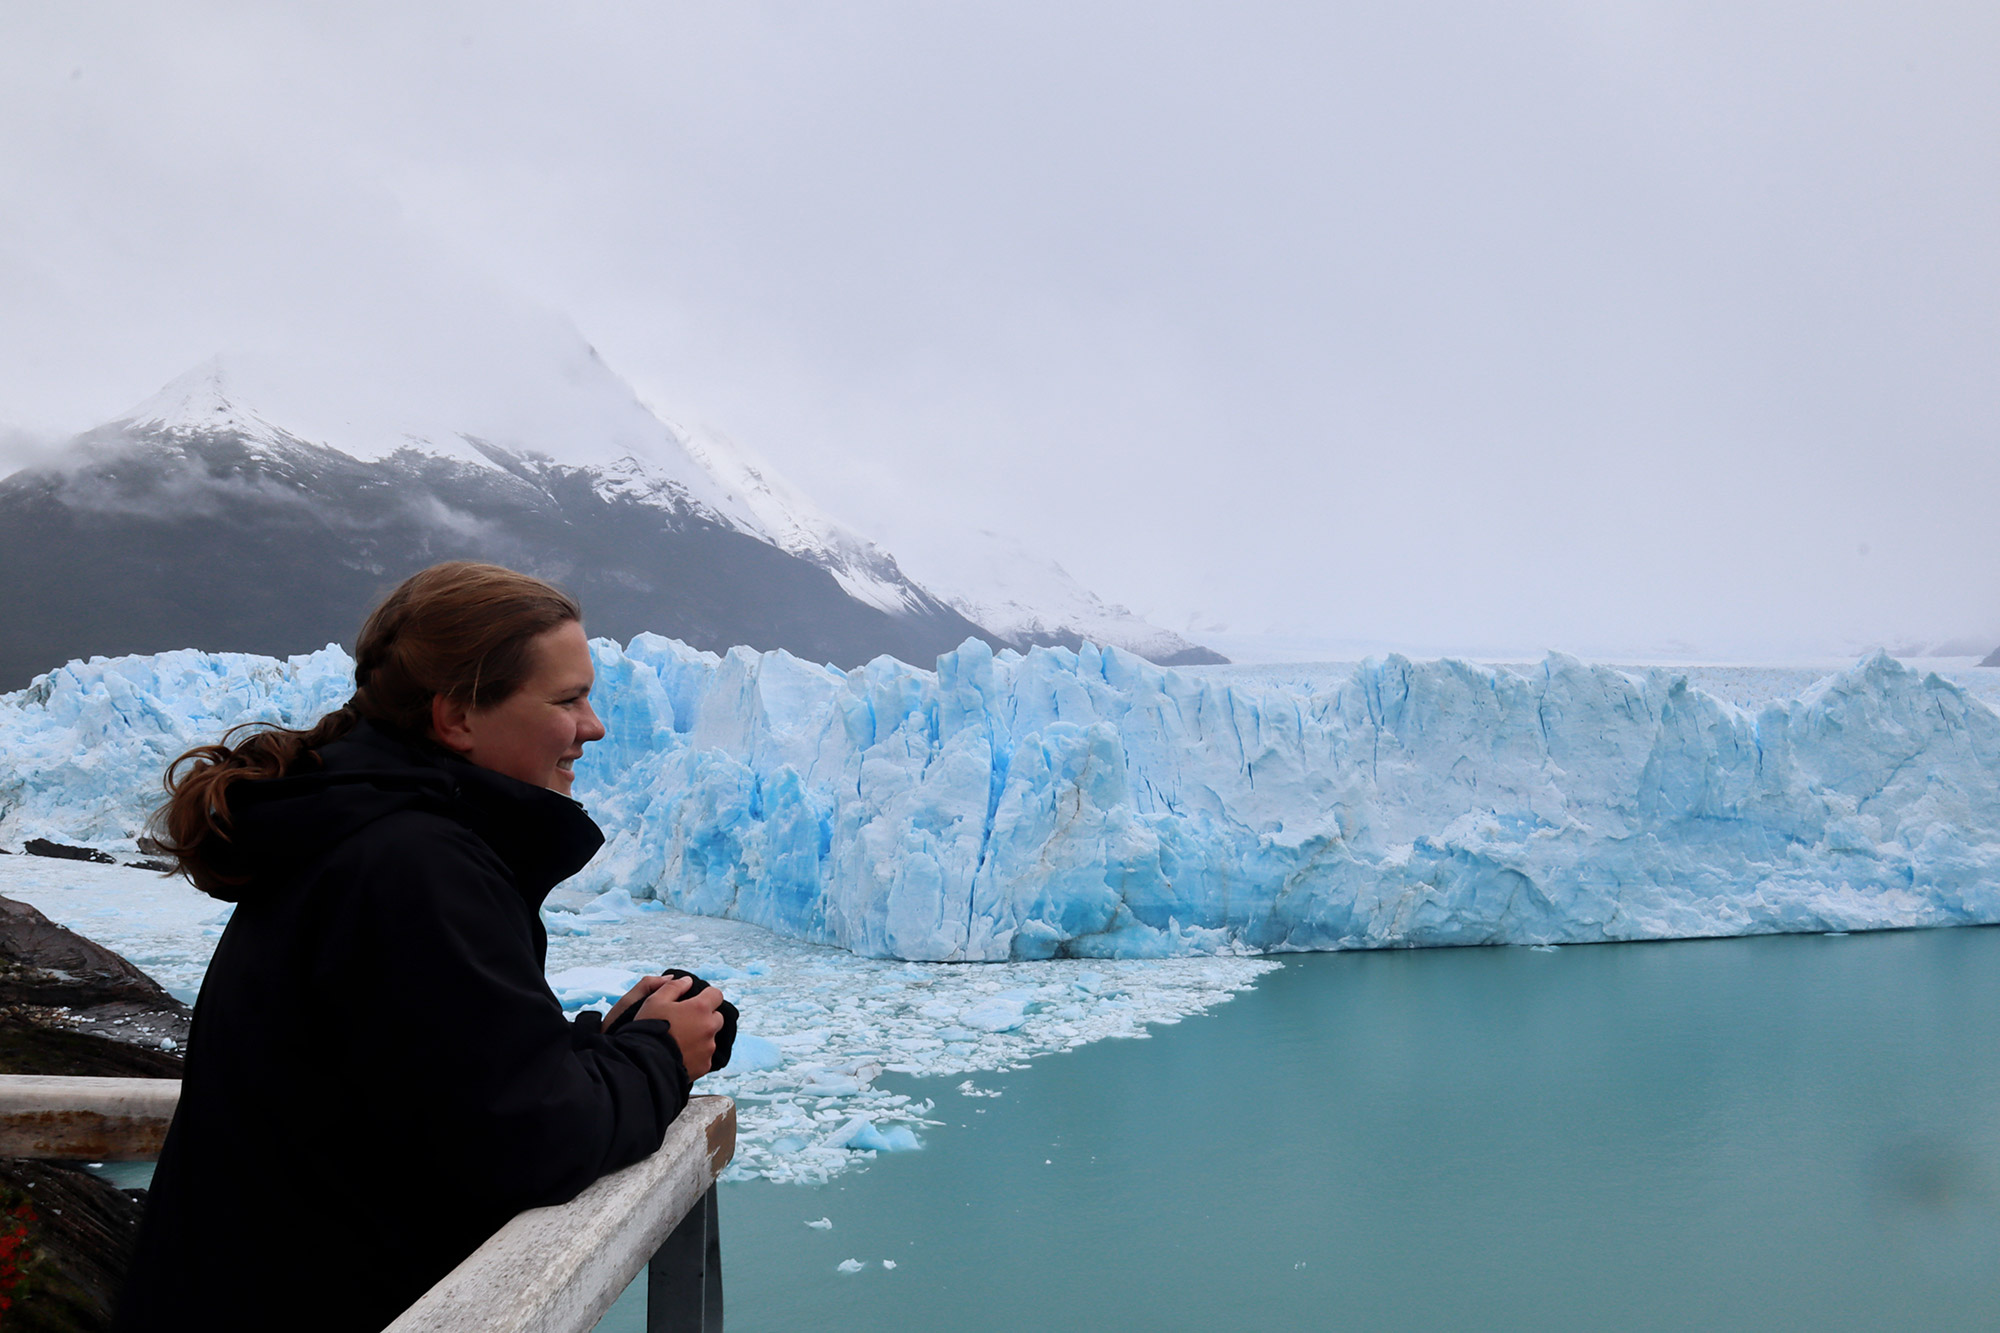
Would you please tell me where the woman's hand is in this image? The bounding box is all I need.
[603,973,678,1031]
[636,974,728,1079]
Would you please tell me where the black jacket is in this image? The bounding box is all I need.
[115,721,692,1333]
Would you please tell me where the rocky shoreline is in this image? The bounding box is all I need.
[1,891,187,1331]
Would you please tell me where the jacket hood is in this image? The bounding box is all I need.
[207,720,604,905]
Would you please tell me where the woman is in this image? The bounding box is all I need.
[115,562,727,1333]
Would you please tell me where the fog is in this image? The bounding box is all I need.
[3,2,1996,660]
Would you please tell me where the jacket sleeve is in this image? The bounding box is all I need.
[306,811,692,1213]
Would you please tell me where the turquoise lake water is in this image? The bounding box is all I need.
[603,926,2000,1331]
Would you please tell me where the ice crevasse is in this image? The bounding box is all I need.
[5,637,2000,961]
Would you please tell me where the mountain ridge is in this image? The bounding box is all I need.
[0,351,1223,687]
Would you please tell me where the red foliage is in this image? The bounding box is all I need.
[0,1198,39,1316]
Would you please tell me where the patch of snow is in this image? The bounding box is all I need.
[671,423,927,617]
[114,358,295,453]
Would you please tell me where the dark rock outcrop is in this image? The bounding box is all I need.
[0,896,188,1077]
[20,843,115,868]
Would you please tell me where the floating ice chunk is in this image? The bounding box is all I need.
[805,1218,832,1230]
[882,1259,897,1270]
[575,887,663,923]
[960,994,1032,1032]
[543,965,640,1009]
[822,1115,877,1150]
[837,1259,865,1274]
[819,1114,919,1152]
[731,1034,784,1070]
[775,1028,829,1053]
[849,1123,921,1152]
[541,910,591,937]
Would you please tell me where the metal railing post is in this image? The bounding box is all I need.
[647,1182,722,1333]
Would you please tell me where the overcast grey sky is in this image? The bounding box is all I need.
[3,2,1996,660]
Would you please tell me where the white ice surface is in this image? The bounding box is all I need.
[0,856,1275,1185]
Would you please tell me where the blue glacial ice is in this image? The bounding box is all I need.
[6,637,2000,960]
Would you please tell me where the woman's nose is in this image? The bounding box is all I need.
[579,700,607,743]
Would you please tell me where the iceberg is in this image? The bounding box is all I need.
[6,637,2000,960]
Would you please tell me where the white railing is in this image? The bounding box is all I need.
[0,1074,181,1159]
[0,1075,734,1333]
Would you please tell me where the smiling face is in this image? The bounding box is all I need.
[430,620,605,794]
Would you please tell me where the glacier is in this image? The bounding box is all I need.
[5,639,2000,960]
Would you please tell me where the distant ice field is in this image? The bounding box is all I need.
[0,856,1275,1185]
[1189,657,2000,711]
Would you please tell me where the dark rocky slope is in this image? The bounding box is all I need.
[0,895,189,1077]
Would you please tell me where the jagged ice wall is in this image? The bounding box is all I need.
[5,638,1999,960]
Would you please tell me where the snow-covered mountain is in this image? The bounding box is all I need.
[0,347,990,686]
[0,343,1223,686]
[111,350,934,616]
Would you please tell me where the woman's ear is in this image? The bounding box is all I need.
[430,693,477,755]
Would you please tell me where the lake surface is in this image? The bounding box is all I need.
[606,926,2000,1331]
